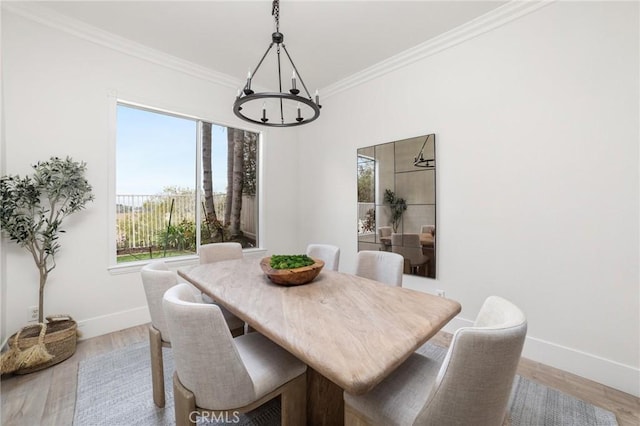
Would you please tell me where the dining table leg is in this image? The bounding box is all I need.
[306,367,344,426]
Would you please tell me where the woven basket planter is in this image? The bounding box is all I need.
[6,315,78,374]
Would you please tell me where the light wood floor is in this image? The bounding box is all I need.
[1,324,638,426]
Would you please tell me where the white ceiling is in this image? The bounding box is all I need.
[35,1,506,91]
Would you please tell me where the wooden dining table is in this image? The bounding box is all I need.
[178,257,460,426]
[380,232,435,248]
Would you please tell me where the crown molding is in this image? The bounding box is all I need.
[3,1,553,99]
[2,2,243,90]
[322,0,554,99]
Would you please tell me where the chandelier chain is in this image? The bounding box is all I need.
[272,0,280,33]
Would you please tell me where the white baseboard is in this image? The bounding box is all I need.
[0,306,150,349]
[523,335,639,398]
[440,316,640,397]
[76,306,150,341]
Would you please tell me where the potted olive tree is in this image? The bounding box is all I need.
[384,189,407,233]
[0,156,93,374]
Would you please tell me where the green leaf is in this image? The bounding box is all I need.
[1,156,94,291]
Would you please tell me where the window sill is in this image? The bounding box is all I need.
[108,255,199,275]
[241,247,268,259]
[107,248,268,275]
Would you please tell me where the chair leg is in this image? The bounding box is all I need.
[231,325,245,337]
[173,372,197,426]
[344,401,371,426]
[281,374,306,426]
[149,326,165,408]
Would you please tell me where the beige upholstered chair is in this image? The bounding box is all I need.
[163,283,307,426]
[306,243,340,271]
[198,242,245,333]
[141,262,175,408]
[141,261,244,408]
[344,296,527,426]
[391,233,429,275]
[199,242,243,264]
[378,226,392,251]
[355,250,404,287]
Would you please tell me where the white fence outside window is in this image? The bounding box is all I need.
[116,193,256,250]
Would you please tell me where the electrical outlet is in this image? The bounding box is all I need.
[435,289,445,298]
[27,305,39,322]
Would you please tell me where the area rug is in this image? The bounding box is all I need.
[416,343,618,426]
[72,342,278,426]
[73,341,618,426]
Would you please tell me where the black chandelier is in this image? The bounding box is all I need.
[414,135,435,168]
[233,0,321,127]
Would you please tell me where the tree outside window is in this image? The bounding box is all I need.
[116,104,259,264]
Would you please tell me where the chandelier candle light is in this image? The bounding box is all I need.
[233,0,321,127]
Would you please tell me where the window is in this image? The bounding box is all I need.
[115,103,259,264]
[357,151,376,236]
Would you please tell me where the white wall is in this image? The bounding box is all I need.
[298,2,639,396]
[1,10,299,342]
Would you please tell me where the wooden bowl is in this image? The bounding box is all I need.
[260,257,325,286]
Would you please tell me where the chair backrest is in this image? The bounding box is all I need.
[420,225,435,236]
[378,226,392,238]
[306,244,340,271]
[391,233,426,267]
[199,242,243,264]
[355,250,404,287]
[141,261,179,342]
[163,283,255,409]
[414,296,527,426]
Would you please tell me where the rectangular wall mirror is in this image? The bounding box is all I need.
[357,134,436,278]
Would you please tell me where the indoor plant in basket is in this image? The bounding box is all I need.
[384,189,407,233]
[0,156,94,374]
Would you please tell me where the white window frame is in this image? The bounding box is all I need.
[107,93,264,274]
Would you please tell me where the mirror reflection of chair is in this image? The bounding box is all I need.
[344,296,527,426]
[420,225,435,237]
[391,233,429,276]
[355,250,404,287]
[306,243,340,271]
[419,226,436,278]
[197,242,245,336]
[378,226,392,251]
[141,261,246,408]
[163,283,307,426]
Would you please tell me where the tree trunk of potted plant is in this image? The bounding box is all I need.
[0,156,94,374]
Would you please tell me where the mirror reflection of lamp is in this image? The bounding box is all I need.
[414,135,435,168]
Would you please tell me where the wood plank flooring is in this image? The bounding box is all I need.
[1,325,638,425]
